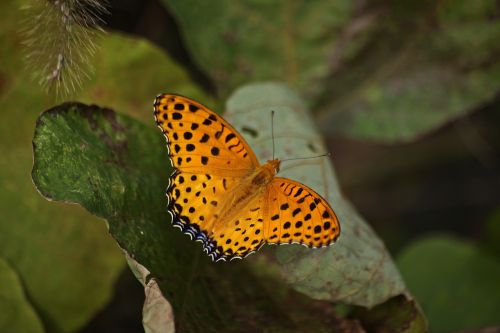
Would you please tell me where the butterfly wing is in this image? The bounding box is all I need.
[167,171,240,251]
[264,178,340,247]
[154,94,262,258]
[169,172,268,261]
[154,94,259,175]
[204,195,267,261]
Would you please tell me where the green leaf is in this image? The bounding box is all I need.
[163,0,356,97]
[225,82,407,307]
[0,257,45,333]
[164,0,500,142]
[31,102,354,332]
[397,235,500,333]
[317,0,500,142]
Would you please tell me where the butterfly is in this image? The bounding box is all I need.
[154,94,340,261]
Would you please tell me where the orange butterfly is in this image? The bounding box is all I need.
[154,94,340,261]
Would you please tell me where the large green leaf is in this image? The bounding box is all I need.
[164,0,500,142]
[316,0,500,142]
[31,102,353,332]
[0,257,45,333]
[164,0,356,98]
[397,235,500,333]
[225,82,406,307]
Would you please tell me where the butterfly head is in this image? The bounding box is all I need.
[267,158,281,174]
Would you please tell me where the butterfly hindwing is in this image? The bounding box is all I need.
[264,178,340,248]
[168,170,266,261]
[167,171,240,247]
[154,94,259,176]
[208,195,266,261]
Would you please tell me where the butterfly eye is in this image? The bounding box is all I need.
[274,159,281,173]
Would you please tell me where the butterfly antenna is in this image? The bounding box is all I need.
[281,152,331,162]
[271,110,275,160]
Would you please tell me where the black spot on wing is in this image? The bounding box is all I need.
[200,134,209,143]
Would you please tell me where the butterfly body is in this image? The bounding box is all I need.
[154,94,340,261]
[207,159,279,235]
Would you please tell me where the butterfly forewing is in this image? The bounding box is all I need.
[156,94,266,260]
[154,94,259,175]
[264,178,340,248]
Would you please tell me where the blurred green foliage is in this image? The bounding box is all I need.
[0,258,44,333]
[165,0,500,142]
[482,208,500,258]
[0,1,123,332]
[398,235,500,333]
[165,0,354,97]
